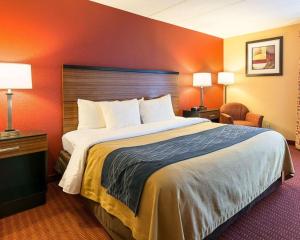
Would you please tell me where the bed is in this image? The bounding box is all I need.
[57,65,295,240]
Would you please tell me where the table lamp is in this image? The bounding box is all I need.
[218,72,235,104]
[193,72,212,110]
[0,63,32,136]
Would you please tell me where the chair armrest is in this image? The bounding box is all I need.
[220,113,234,124]
[245,112,264,127]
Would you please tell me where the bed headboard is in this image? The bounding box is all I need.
[62,65,179,133]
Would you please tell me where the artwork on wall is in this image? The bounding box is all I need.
[246,36,283,76]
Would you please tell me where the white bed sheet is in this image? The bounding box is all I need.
[62,128,109,155]
[59,117,209,194]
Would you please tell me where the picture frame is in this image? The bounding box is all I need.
[246,36,283,77]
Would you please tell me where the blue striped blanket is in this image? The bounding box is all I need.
[101,124,269,214]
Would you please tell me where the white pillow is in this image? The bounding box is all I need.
[100,99,141,129]
[77,99,106,129]
[139,94,175,123]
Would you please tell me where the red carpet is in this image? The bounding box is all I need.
[220,145,300,240]
[0,184,111,240]
[0,146,299,240]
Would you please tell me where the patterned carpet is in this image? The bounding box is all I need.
[0,146,299,240]
[220,145,300,240]
[0,184,111,240]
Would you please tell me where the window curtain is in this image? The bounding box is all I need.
[296,60,300,149]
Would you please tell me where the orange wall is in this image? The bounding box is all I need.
[0,0,223,175]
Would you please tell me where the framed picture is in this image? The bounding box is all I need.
[246,36,283,76]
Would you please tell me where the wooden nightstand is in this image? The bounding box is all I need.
[183,108,220,122]
[0,131,48,217]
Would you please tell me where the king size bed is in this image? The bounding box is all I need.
[57,65,294,240]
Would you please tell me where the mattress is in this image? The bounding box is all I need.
[61,117,193,155]
[62,128,111,155]
[86,179,282,240]
[60,117,208,193]
[58,118,294,240]
[57,150,283,240]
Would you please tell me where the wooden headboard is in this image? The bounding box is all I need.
[62,65,179,133]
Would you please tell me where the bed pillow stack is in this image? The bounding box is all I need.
[77,94,175,130]
[139,94,175,123]
[100,99,141,129]
[77,99,106,130]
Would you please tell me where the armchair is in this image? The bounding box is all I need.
[220,103,264,128]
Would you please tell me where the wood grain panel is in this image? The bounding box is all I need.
[198,110,220,119]
[63,65,179,133]
[0,135,48,159]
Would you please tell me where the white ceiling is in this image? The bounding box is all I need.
[90,0,300,38]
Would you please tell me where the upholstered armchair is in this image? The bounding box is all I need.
[220,103,264,128]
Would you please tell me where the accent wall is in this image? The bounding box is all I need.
[0,0,223,175]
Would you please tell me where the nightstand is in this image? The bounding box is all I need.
[0,131,48,217]
[183,108,220,122]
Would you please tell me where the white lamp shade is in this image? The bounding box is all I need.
[0,63,32,89]
[218,72,234,85]
[193,72,212,87]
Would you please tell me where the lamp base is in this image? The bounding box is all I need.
[1,130,20,137]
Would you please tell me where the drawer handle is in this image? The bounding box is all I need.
[0,146,20,153]
[209,114,216,118]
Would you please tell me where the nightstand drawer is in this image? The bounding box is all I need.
[0,131,47,217]
[0,135,47,159]
[199,110,220,120]
[183,109,220,122]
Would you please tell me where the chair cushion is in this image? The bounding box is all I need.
[233,120,258,127]
[220,103,249,120]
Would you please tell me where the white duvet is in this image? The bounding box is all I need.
[59,117,209,194]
